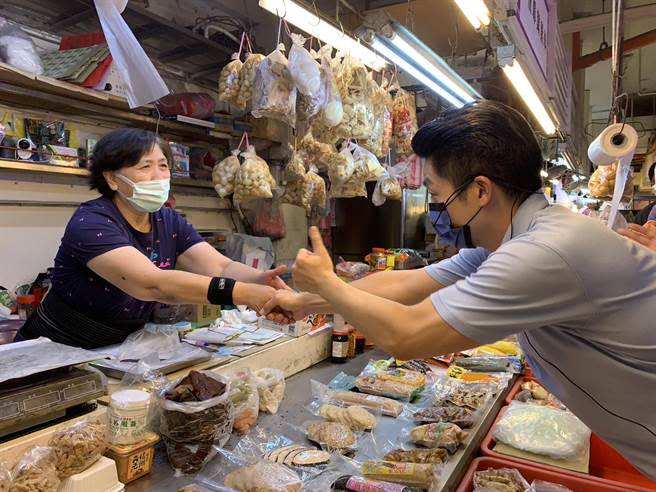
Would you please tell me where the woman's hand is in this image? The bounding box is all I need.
[618,222,656,252]
[292,227,336,295]
[233,282,276,313]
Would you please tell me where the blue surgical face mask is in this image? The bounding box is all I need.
[429,202,469,249]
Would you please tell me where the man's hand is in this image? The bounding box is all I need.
[292,227,336,295]
[260,289,309,321]
[257,265,291,290]
[618,222,656,252]
[232,283,276,313]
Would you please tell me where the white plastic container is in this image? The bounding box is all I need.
[108,389,150,445]
[59,456,124,492]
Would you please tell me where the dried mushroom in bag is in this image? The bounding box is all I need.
[393,88,418,156]
[218,53,243,106]
[234,145,277,203]
[252,44,297,128]
[159,371,235,474]
[235,52,266,110]
[48,419,107,478]
[213,149,241,198]
[10,446,60,492]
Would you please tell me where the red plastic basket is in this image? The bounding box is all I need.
[481,406,656,491]
[456,457,649,492]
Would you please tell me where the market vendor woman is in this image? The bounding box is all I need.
[16,128,285,349]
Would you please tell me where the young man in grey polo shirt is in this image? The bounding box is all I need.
[264,100,656,479]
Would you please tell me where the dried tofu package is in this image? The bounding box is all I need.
[393,88,418,156]
[218,53,243,106]
[234,145,277,203]
[252,44,297,128]
[235,52,266,111]
[213,149,241,198]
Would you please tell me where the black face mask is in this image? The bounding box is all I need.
[432,178,484,249]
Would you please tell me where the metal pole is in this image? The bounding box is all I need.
[612,0,625,122]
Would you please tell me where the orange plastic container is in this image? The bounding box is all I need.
[456,457,648,492]
[480,406,656,491]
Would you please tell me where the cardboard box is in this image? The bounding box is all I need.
[186,304,221,327]
[259,314,328,337]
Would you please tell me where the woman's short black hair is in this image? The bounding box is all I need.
[89,128,167,197]
[412,100,543,199]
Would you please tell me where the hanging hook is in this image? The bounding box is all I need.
[275,0,288,18]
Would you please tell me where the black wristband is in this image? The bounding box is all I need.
[207,277,236,306]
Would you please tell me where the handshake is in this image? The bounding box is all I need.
[241,227,337,323]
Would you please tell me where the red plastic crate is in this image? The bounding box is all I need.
[456,457,649,492]
[481,406,656,491]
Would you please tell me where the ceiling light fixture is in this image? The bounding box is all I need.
[363,22,480,107]
[501,59,557,135]
[453,0,491,30]
[258,0,386,70]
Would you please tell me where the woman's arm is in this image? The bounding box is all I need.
[87,246,276,312]
[176,242,288,289]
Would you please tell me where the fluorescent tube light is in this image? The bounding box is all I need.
[454,0,491,29]
[502,59,556,134]
[258,0,385,70]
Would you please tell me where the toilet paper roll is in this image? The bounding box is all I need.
[588,123,638,167]
[587,123,638,228]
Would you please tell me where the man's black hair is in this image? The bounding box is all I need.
[89,128,169,198]
[411,100,543,200]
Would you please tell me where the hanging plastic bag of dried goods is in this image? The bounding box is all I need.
[330,148,368,199]
[234,145,277,204]
[0,17,43,74]
[253,198,287,239]
[298,131,336,170]
[159,371,235,474]
[352,142,385,182]
[380,91,394,158]
[361,74,387,157]
[288,33,322,98]
[213,149,241,198]
[315,45,343,127]
[335,56,373,140]
[372,167,402,206]
[252,44,297,128]
[327,143,357,186]
[305,165,327,211]
[218,35,244,106]
[284,146,306,182]
[296,43,328,122]
[393,88,419,156]
[589,162,633,199]
[235,34,265,111]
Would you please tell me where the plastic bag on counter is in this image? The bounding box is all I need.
[253,198,287,239]
[157,92,215,119]
[360,460,443,490]
[392,89,418,156]
[253,368,286,414]
[335,259,370,280]
[228,370,260,434]
[408,422,468,454]
[117,323,181,362]
[236,51,266,111]
[473,467,530,492]
[304,420,361,453]
[431,376,504,410]
[306,398,380,432]
[48,419,107,478]
[311,380,406,418]
[234,145,277,203]
[530,480,574,492]
[212,149,241,198]
[0,17,43,74]
[158,371,235,474]
[372,168,403,206]
[252,44,297,128]
[10,446,60,492]
[288,33,322,97]
[354,360,426,401]
[218,52,243,106]
[493,401,591,460]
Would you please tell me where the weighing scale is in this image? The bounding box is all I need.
[0,365,105,438]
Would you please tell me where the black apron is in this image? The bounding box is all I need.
[16,290,147,349]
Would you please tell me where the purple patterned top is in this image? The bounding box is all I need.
[51,197,203,322]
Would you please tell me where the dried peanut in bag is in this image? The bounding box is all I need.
[234,145,277,203]
[212,149,241,198]
[218,54,243,105]
[235,52,265,110]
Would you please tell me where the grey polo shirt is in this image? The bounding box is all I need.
[425,193,656,479]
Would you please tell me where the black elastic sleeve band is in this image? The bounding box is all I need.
[207,277,236,306]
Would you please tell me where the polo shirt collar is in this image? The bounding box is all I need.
[501,193,550,244]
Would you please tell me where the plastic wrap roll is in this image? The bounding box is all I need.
[587,123,638,228]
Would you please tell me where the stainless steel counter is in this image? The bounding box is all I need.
[126,351,513,492]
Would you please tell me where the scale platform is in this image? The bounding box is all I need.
[0,366,106,438]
